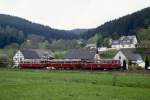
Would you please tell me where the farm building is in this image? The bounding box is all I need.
[65,48,100,60]
[13,49,54,66]
[113,48,145,68]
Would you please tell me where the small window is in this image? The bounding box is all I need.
[119,56,121,60]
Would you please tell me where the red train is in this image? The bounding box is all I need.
[19,59,121,70]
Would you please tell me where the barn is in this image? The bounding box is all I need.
[113,48,145,68]
[65,48,100,60]
[13,49,54,66]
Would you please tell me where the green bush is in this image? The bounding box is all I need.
[0,56,9,68]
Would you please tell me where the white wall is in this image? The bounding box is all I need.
[114,51,145,68]
[113,51,128,68]
[111,45,120,49]
[133,36,138,45]
[112,44,136,49]
[13,50,24,66]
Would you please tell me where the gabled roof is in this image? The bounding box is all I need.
[21,50,40,59]
[65,48,96,60]
[20,49,54,59]
[120,48,143,61]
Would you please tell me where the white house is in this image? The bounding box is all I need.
[13,49,54,66]
[113,49,145,68]
[13,50,25,66]
[98,47,108,52]
[111,35,138,49]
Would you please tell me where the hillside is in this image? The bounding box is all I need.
[83,7,150,39]
[0,7,150,48]
[69,29,89,34]
[0,14,81,48]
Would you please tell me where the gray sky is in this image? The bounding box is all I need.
[0,0,150,30]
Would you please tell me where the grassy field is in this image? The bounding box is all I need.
[0,69,150,100]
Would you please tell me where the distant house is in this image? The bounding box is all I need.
[111,35,138,49]
[98,47,108,52]
[13,49,54,66]
[65,48,100,60]
[113,49,145,68]
[85,44,97,49]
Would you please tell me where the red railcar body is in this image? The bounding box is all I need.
[19,59,121,70]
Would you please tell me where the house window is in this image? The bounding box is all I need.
[119,56,121,60]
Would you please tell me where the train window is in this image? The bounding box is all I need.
[113,60,116,64]
[110,61,112,63]
[110,61,113,64]
[103,60,106,64]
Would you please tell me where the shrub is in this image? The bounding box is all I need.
[0,56,9,68]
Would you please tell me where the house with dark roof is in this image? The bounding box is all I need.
[13,49,54,66]
[113,48,145,68]
[65,48,100,60]
[111,35,137,49]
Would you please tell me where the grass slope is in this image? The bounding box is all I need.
[0,69,150,100]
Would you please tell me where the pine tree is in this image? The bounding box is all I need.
[123,60,127,70]
[96,33,102,47]
[145,56,149,70]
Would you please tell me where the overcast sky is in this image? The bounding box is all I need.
[0,0,150,30]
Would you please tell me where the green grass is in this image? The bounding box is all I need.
[0,69,150,100]
[100,50,118,59]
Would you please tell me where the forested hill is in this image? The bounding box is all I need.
[0,14,80,47]
[69,29,89,34]
[0,7,150,48]
[83,7,150,39]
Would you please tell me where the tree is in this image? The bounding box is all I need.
[123,60,127,70]
[137,26,150,42]
[82,7,150,40]
[145,56,149,70]
[0,55,9,68]
[102,37,111,47]
[96,33,103,47]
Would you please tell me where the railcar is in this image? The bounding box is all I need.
[81,59,121,69]
[19,59,45,69]
[19,59,121,70]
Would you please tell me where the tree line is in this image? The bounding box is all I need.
[0,14,80,48]
[82,7,150,40]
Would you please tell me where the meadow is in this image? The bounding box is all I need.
[0,69,150,100]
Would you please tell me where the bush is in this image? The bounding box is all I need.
[128,65,143,71]
[136,67,143,70]
[0,56,9,68]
